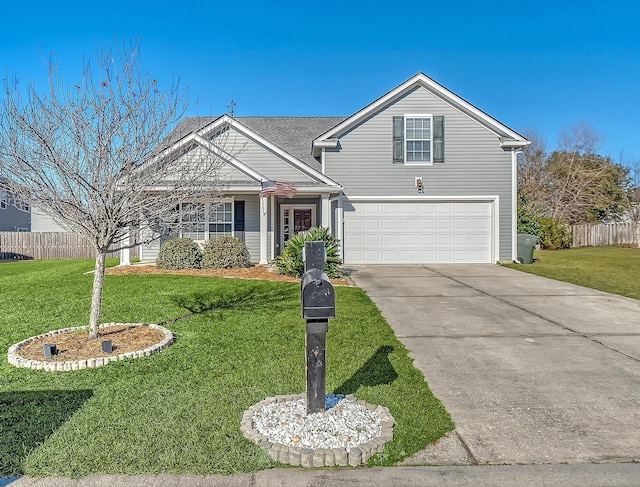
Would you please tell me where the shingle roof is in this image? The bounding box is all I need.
[235,117,345,168]
[162,116,345,169]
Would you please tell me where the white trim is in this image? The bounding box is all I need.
[280,204,316,251]
[321,193,330,228]
[313,72,528,155]
[343,195,500,263]
[345,195,499,201]
[337,196,344,262]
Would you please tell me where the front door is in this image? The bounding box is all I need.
[281,205,315,249]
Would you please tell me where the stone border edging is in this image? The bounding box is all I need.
[241,393,394,467]
[7,322,174,372]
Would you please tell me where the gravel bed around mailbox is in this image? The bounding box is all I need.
[241,393,394,467]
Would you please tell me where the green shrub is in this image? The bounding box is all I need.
[539,218,572,250]
[517,202,543,238]
[273,227,342,278]
[201,236,251,268]
[156,238,202,269]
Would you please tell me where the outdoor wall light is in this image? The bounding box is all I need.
[415,177,424,194]
[43,343,57,359]
[102,340,113,354]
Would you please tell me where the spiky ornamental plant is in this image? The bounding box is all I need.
[273,227,342,278]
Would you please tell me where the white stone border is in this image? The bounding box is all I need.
[7,322,174,372]
[241,394,394,467]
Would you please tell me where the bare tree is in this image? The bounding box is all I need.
[0,41,226,338]
[517,128,549,215]
[518,123,629,225]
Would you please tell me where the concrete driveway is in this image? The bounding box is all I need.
[349,264,640,466]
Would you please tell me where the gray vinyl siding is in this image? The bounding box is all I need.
[0,191,30,231]
[323,86,515,261]
[168,146,256,185]
[223,129,321,184]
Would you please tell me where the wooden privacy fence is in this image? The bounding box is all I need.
[572,223,640,248]
[0,232,139,260]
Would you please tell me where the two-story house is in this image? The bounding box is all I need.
[124,73,529,265]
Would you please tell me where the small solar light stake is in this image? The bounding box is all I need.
[43,344,57,359]
[102,340,113,354]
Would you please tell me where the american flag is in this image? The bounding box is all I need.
[260,180,298,198]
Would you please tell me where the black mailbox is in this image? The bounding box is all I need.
[301,268,336,320]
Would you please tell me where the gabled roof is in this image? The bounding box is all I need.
[312,72,529,156]
[165,116,344,170]
[154,116,344,189]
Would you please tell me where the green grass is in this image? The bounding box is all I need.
[502,245,640,300]
[0,259,453,478]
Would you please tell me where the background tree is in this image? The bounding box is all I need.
[0,41,225,338]
[518,123,629,226]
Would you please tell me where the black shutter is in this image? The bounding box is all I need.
[433,116,444,164]
[234,200,245,241]
[392,116,404,164]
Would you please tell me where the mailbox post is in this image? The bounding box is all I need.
[301,241,335,414]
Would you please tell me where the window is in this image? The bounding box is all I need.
[209,202,232,236]
[393,115,445,165]
[181,203,206,240]
[179,201,234,240]
[405,116,432,163]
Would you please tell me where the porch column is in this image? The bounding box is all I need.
[337,195,344,261]
[321,193,330,229]
[119,231,131,266]
[270,196,276,260]
[259,195,268,264]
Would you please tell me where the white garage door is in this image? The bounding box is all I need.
[343,200,493,264]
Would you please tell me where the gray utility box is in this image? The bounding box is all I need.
[301,268,336,320]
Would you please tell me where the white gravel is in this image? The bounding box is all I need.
[252,394,382,452]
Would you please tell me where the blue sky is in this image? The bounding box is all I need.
[2,0,639,164]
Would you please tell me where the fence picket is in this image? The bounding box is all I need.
[0,232,139,260]
[571,223,640,248]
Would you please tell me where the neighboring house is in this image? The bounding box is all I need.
[30,205,70,232]
[126,73,529,265]
[0,180,30,232]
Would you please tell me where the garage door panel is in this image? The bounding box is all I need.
[343,200,493,264]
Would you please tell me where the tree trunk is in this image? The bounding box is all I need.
[89,251,107,339]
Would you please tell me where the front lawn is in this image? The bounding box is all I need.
[0,259,453,478]
[502,245,640,300]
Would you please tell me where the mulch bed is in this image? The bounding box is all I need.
[105,263,350,285]
[18,325,166,362]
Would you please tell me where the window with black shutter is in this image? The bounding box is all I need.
[392,115,444,165]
